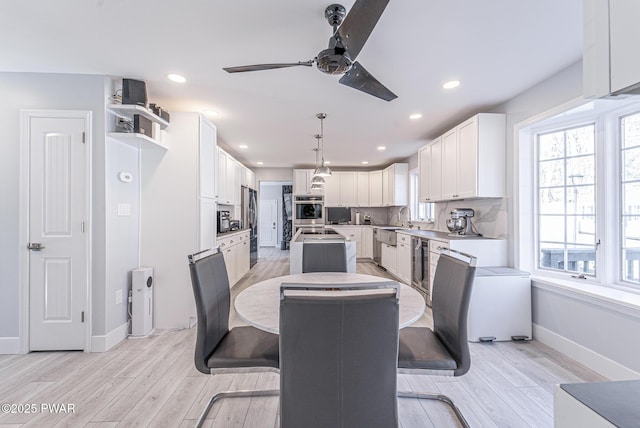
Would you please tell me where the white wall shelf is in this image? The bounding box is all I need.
[107,132,168,150]
[107,104,169,129]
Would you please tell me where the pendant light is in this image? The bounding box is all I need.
[311,134,325,186]
[313,113,332,177]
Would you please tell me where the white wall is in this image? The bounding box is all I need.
[139,112,199,330]
[255,167,293,183]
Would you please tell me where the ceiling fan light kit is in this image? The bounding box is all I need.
[223,0,396,101]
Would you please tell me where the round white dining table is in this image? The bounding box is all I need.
[234,272,426,334]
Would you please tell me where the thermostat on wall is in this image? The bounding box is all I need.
[118,171,133,183]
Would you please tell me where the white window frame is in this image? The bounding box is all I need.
[516,97,640,292]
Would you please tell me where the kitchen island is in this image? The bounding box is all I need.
[290,227,357,274]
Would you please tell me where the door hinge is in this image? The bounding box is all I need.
[81,311,85,323]
[82,132,86,144]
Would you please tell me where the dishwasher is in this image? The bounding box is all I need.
[411,237,430,305]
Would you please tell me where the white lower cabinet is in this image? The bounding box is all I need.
[360,226,373,259]
[335,227,363,257]
[381,243,397,276]
[218,231,250,287]
[396,233,412,285]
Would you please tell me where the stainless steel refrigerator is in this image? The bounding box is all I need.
[241,186,258,267]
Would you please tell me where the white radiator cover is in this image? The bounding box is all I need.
[131,267,154,337]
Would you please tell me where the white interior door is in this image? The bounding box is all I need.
[259,199,278,247]
[28,115,88,351]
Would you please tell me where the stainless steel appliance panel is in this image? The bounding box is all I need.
[293,195,324,226]
[411,237,430,306]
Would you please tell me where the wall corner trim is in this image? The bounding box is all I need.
[91,322,128,353]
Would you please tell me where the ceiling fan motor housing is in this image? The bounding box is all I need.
[325,4,347,27]
[317,48,352,75]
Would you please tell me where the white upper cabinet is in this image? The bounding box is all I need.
[418,137,442,202]
[323,172,340,206]
[369,170,383,207]
[439,113,505,201]
[199,117,217,199]
[339,171,357,207]
[217,148,242,206]
[584,0,640,98]
[356,171,370,207]
[382,163,408,206]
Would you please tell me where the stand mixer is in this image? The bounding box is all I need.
[446,208,482,237]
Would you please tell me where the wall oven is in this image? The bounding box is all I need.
[293,195,324,226]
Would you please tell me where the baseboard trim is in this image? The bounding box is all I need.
[0,337,23,354]
[91,322,128,352]
[533,323,640,380]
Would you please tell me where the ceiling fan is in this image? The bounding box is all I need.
[223,0,397,102]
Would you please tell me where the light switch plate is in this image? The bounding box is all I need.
[116,289,123,304]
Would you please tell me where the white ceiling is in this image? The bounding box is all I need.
[1,0,582,169]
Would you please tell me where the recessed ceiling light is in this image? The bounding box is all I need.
[167,74,187,83]
[442,80,460,89]
[409,113,422,120]
[257,161,263,165]
[239,144,248,149]
[203,110,219,117]
[377,146,386,151]
[361,161,369,165]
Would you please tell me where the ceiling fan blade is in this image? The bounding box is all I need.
[336,0,389,61]
[339,61,397,102]
[223,60,314,73]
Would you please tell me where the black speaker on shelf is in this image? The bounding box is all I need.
[122,78,148,107]
[133,114,153,138]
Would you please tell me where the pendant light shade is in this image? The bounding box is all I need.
[310,182,324,190]
[311,174,325,184]
[313,113,332,177]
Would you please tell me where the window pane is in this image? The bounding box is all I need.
[539,159,564,187]
[539,215,565,242]
[539,188,565,214]
[623,182,640,215]
[566,125,595,156]
[568,185,595,215]
[539,131,565,160]
[536,122,597,276]
[622,147,640,181]
[566,156,595,185]
[622,112,640,149]
[567,244,596,275]
[539,242,564,271]
[566,215,595,245]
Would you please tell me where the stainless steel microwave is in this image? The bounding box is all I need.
[293,195,324,225]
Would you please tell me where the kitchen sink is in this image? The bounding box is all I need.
[376,228,399,246]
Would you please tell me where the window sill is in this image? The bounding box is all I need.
[531,275,640,318]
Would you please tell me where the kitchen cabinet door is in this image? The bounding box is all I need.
[199,118,217,199]
[337,227,362,258]
[217,149,229,203]
[356,172,369,206]
[226,157,241,205]
[418,139,442,202]
[323,172,340,206]
[397,236,412,285]
[381,243,397,275]
[340,171,357,206]
[369,170,383,206]
[442,128,458,200]
[457,117,479,199]
[360,226,373,259]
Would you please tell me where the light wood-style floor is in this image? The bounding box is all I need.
[0,247,607,427]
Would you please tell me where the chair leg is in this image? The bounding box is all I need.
[397,391,470,428]
[195,389,280,428]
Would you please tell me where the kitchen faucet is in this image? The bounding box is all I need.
[398,206,409,227]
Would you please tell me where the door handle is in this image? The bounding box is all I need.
[27,242,45,251]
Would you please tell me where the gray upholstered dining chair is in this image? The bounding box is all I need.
[188,248,279,428]
[397,251,477,428]
[302,241,348,272]
[279,282,400,428]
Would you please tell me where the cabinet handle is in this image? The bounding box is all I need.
[220,243,226,247]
